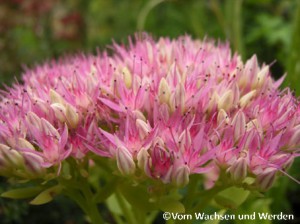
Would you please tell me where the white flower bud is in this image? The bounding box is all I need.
[218,90,234,111]
[26,112,42,129]
[173,165,190,187]
[133,110,146,122]
[49,89,65,105]
[217,109,229,124]
[253,66,269,88]
[116,146,136,175]
[231,111,246,141]
[246,119,259,131]
[228,157,248,182]
[17,138,35,150]
[174,83,185,112]
[51,103,67,123]
[136,119,151,140]
[290,124,300,146]
[255,168,276,191]
[122,67,132,89]
[137,147,149,173]
[239,90,256,108]
[66,104,79,129]
[158,78,171,104]
[1,146,24,167]
[41,118,60,139]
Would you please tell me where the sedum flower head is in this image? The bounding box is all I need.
[0,34,299,190]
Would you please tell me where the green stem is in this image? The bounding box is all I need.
[183,175,199,211]
[210,0,227,35]
[285,1,300,96]
[59,166,104,224]
[137,0,166,30]
[115,190,137,224]
[225,0,244,58]
[64,183,103,224]
[181,184,229,224]
[81,183,104,224]
[191,184,227,213]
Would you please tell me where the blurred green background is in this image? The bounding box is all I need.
[0,0,300,223]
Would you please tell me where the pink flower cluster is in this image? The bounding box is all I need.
[1,34,299,190]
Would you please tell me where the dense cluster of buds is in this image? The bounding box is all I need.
[0,34,299,191]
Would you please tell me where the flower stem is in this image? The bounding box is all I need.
[115,190,138,224]
[59,171,104,224]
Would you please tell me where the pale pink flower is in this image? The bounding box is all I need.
[0,34,299,190]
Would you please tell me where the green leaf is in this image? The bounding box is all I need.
[30,185,62,205]
[1,186,43,199]
[202,210,226,224]
[106,194,127,215]
[94,179,118,203]
[119,183,156,212]
[158,197,185,213]
[214,186,249,209]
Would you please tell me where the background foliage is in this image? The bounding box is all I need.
[0,0,300,223]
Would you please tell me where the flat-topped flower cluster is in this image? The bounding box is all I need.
[1,34,299,191]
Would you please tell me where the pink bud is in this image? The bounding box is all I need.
[51,103,67,123]
[158,78,171,104]
[66,104,79,129]
[173,165,190,187]
[290,124,300,146]
[136,119,151,140]
[239,90,256,108]
[26,112,42,129]
[49,89,65,105]
[228,157,248,182]
[218,90,234,111]
[231,111,246,141]
[255,168,277,191]
[116,146,136,175]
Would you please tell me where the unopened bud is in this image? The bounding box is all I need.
[246,119,259,131]
[23,152,45,175]
[34,99,49,114]
[239,90,256,108]
[133,110,146,121]
[41,118,60,139]
[255,168,276,191]
[137,147,150,175]
[122,67,132,89]
[217,109,230,124]
[173,165,190,187]
[174,83,185,112]
[228,157,248,182]
[253,66,269,88]
[218,90,234,111]
[66,104,79,129]
[290,124,300,146]
[17,138,35,150]
[2,147,24,167]
[49,89,65,105]
[158,78,171,104]
[207,92,219,112]
[136,119,151,140]
[26,112,41,128]
[116,146,136,175]
[51,103,67,123]
[231,111,246,141]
